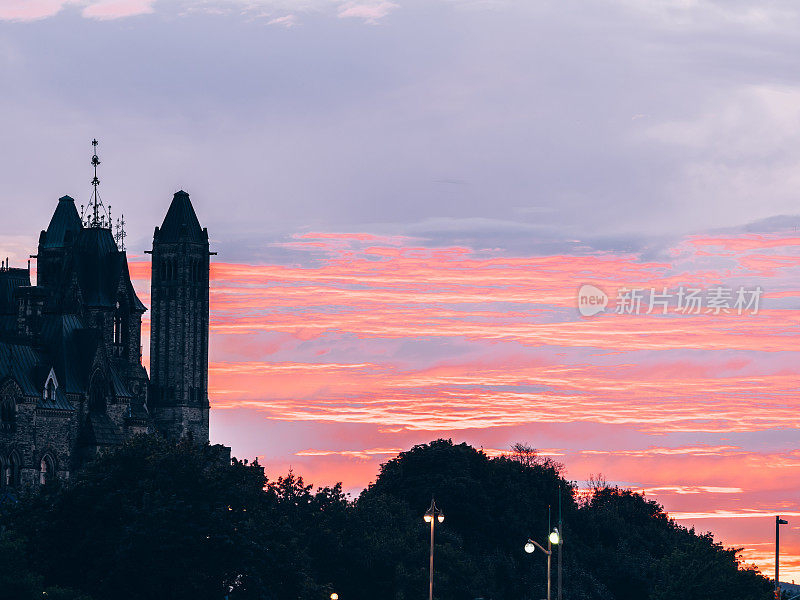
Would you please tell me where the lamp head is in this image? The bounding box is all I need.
[549,529,560,545]
[331,594,339,600]
[437,513,444,523]
[424,514,433,523]
[524,540,536,554]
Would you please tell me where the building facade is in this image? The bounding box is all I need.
[0,189,211,491]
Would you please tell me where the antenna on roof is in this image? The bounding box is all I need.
[81,139,112,229]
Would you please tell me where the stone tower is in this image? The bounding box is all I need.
[148,191,210,442]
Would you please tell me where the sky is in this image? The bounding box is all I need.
[2,0,800,582]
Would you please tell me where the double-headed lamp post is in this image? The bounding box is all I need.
[524,528,560,600]
[424,498,445,600]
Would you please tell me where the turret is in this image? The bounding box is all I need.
[36,195,82,289]
[148,190,210,442]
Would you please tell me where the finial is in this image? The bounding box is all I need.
[115,214,127,251]
[84,138,112,229]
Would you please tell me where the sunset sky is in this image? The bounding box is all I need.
[3,0,800,582]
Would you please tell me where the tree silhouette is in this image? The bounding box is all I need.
[2,436,775,600]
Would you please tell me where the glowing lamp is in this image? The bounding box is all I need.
[331,594,339,600]
[524,541,536,554]
[549,529,560,545]
[437,513,444,523]
[424,514,433,523]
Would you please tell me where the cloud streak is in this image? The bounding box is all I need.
[156,228,800,579]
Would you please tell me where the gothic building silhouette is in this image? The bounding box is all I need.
[0,152,211,490]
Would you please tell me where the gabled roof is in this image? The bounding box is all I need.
[109,365,133,400]
[40,314,93,395]
[119,253,147,312]
[42,196,82,249]
[81,412,123,447]
[155,190,206,243]
[0,342,43,398]
[38,368,72,411]
[70,228,145,311]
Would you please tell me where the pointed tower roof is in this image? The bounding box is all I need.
[155,190,206,243]
[42,196,82,249]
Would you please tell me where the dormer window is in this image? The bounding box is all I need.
[43,369,58,403]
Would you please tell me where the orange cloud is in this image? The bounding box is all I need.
[125,229,800,581]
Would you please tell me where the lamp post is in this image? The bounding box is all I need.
[776,516,788,599]
[524,528,560,600]
[424,498,444,600]
[556,526,563,600]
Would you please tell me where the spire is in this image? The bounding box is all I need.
[81,139,112,229]
[42,196,82,249]
[155,190,206,243]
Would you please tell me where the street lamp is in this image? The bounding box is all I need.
[330,594,339,600]
[776,516,789,599]
[424,498,444,600]
[524,528,560,600]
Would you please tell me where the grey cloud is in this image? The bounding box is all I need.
[2,0,800,259]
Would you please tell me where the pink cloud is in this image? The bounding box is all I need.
[267,14,296,28]
[337,1,398,23]
[125,229,800,581]
[82,0,154,19]
[295,447,403,460]
[0,0,155,21]
[0,0,69,21]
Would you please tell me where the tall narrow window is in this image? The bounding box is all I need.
[7,453,20,488]
[46,379,55,402]
[40,455,55,485]
[114,313,123,345]
[88,374,106,413]
[0,394,15,432]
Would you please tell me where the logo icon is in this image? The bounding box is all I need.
[577,284,608,317]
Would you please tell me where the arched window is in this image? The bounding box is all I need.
[0,394,15,431]
[191,258,201,283]
[7,452,20,488]
[46,379,55,401]
[40,454,55,486]
[88,373,106,413]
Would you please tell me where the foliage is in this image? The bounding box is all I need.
[0,529,92,600]
[2,436,776,600]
